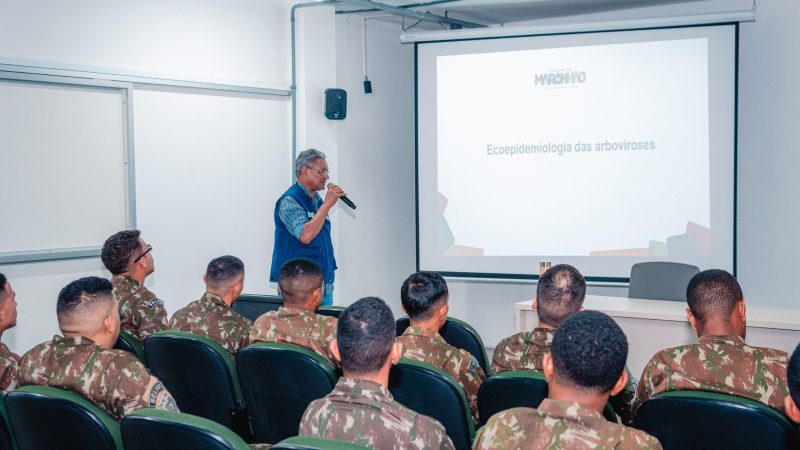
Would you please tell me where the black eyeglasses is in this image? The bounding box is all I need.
[134,245,153,262]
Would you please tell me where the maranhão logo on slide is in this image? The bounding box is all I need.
[534,69,587,88]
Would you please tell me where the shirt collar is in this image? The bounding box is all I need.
[202,292,228,308]
[112,275,141,286]
[537,398,606,423]
[335,377,394,402]
[277,306,314,318]
[698,334,745,345]
[54,335,101,347]
[403,326,446,343]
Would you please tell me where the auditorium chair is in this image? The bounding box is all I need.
[271,436,370,449]
[633,390,800,450]
[122,409,253,450]
[0,394,16,450]
[628,262,699,301]
[145,330,250,439]
[477,370,618,426]
[389,358,475,450]
[6,385,122,450]
[237,343,337,444]
[113,329,146,365]
[232,293,283,322]
[395,316,490,375]
[316,305,346,318]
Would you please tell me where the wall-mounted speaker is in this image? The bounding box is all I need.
[324,88,347,120]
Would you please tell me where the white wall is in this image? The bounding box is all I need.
[0,0,296,354]
[334,16,417,319]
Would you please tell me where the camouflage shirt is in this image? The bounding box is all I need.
[0,342,19,393]
[300,377,455,450]
[169,292,253,355]
[491,327,555,374]
[112,275,168,343]
[250,306,339,368]
[18,335,179,421]
[634,334,789,414]
[396,326,485,425]
[473,399,662,450]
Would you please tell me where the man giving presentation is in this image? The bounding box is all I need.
[270,149,345,306]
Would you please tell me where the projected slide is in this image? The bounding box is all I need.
[438,38,709,256]
[417,25,735,278]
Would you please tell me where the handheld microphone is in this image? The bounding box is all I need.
[327,183,357,210]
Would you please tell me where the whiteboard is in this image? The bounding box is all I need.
[0,77,131,261]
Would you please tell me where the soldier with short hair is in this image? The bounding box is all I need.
[18,276,179,421]
[250,258,339,368]
[300,297,454,450]
[0,273,19,393]
[474,311,662,450]
[101,230,168,343]
[634,269,789,414]
[169,255,252,355]
[395,271,485,425]
[492,264,586,373]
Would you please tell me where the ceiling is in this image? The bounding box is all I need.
[334,0,708,29]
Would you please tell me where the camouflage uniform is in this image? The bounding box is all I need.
[634,334,789,414]
[112,275,168,343]
[0,342,19,393]
[250,306,339,368]
[473,399,662,450]
[300,377,455,450]
[169,292,253,355]
[396,326,485,425]
[491,327,555,374]
[492,327,637,425]
[18,335,179,421]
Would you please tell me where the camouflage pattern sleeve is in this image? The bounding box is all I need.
[472,409,526,450]
[133,294,169,341]
[0,344,20,393]
[450,349,485,424]
[105,354,179,418]
[618,431,664,450]
[490,336,513,375]
[633,354,663,415]
[411,413,456,450]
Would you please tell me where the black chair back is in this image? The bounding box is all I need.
[237,343,337,444]
[6,385,122,450]
[122,409,251,450]
[144,331,249,438]
[634,390,800,450]
[396,317,489,375]
[315,305,345,319]
[233,294,283,322]
[477,370,548,426]
[0,394,16,450]
[389,359,474,450]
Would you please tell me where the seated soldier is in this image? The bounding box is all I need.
[635,269,789,414]
[101,230,168,343]
[169,255,252,355]
[250,258,338,368]
[300,297,454,450]
[783,344,800,423]
[492,264,636,424]
[18,277,179,421]
[396,271,485,425]
[474,311,662,450]
[0,273,19,393]
[492,264,586,373]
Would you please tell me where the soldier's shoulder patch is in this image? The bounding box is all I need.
[145,298,164,309]
[468,357,480,372]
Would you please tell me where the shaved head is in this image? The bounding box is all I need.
[57,277,117,336]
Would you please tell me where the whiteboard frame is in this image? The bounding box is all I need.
[0,71,136,264]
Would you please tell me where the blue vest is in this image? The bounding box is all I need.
[269,183,337,284]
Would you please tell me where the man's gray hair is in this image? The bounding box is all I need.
[295,149,327,177]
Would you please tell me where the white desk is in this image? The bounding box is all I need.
[515,295,800,376]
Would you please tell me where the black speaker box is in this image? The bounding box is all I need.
[324,88,347,120]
